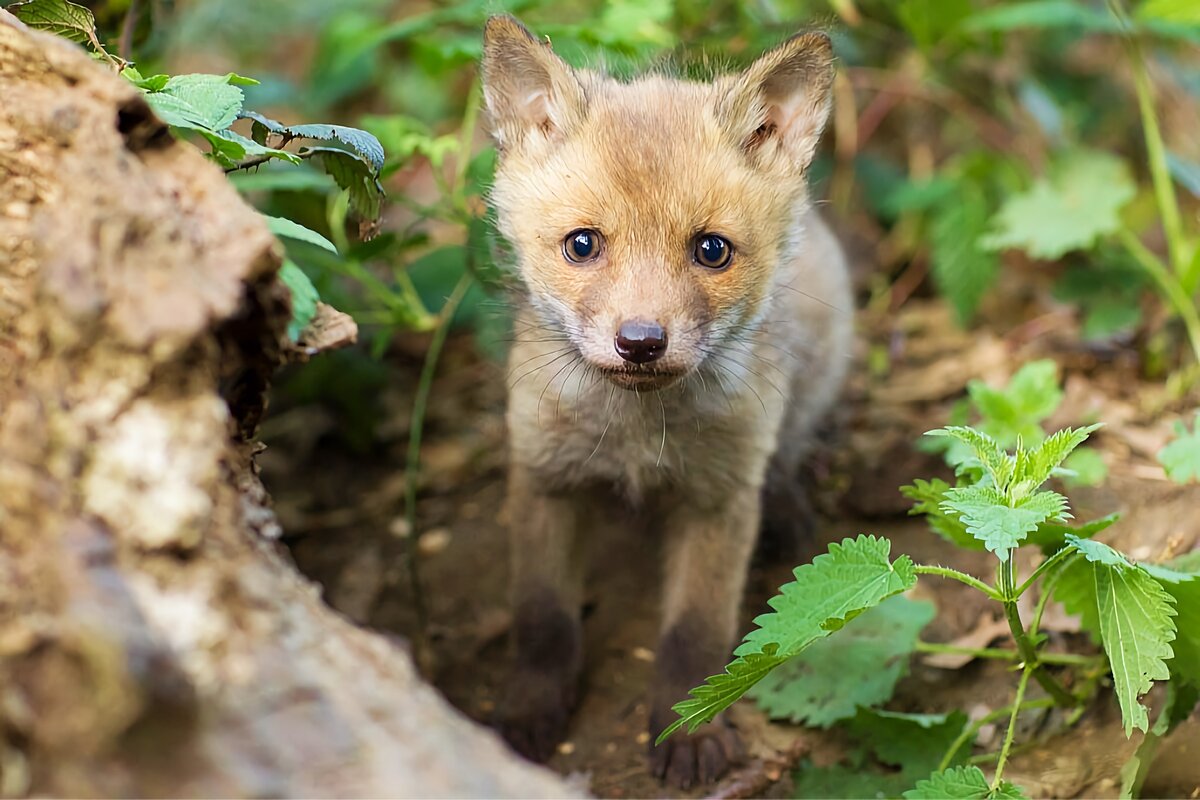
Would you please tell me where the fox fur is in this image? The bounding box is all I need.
[481,15,852,788]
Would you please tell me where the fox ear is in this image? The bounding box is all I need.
[720,32,835,173]
[482,16,585,151]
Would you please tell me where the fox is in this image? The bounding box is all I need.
[481,15,853,788]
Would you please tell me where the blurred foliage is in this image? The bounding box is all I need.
[58,0,1200,437]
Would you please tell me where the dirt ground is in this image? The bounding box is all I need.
[261,236,1200,797]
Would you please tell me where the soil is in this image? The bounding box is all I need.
[262,246,1200,798]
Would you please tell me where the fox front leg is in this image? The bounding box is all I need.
[648,487,758,788]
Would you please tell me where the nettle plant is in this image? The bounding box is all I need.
[659,394,1200,798]
[3,0,393,341]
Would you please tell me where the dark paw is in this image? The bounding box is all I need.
[648,712,745,789]
[495,669,576,763]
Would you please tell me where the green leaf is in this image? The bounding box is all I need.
[904,765,1028,799]
[658,535,916,742]
[962,0,1116,33]
[848,709,971,777]
[1013,424,1101,490]
[981,150,1136,260]
[279,260,319,341]
[902,479,983,551]
[1158,411,1200,484]
[969,360,1063,449]
[241,111,385,172]
[1119,680,1200,799]
[1056,538,1177,735]
[750,596,934,727]
[1061,447,1108,488]
[928,427,1012,487]
[6,0,107,54]
[1142,563,1200,688]
[262,214,337,254]
[121,67,169,92]
[1139,0,1200,24]
[930,186,999,324]
[940,485,1069,558]
[305,146,386,221]
[144,74,247,132]
[1026,512,1119,554]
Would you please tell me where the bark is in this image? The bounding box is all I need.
[0,13,576,798]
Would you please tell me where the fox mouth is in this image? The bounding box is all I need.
[598,366,685,391]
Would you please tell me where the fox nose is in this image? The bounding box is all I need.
[615,319,668,364]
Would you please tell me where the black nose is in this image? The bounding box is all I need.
[615,319,668,364]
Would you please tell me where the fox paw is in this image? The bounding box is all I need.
[496,670,575,763]
[648,713,745,789]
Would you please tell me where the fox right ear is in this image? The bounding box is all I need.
[481,16,585,151]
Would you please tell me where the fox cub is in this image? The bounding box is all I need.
[481,15,852,788]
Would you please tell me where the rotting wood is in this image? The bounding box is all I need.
[0,12,578,798]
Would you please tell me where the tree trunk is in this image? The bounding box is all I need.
[0,13,575,798]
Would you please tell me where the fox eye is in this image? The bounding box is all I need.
[563,229,602,263]
[694,233,732,269]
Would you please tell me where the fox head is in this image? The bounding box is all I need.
[482,16,834,391]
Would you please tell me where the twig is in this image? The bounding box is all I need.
[118,0,141,62]
[991,665,1033,790]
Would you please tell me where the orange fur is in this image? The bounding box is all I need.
[483,15,853,787]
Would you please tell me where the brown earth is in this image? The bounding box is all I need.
[267,267,1200,798]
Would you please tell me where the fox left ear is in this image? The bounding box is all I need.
[720,32,835,173]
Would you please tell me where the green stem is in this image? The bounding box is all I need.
[1014,547,1073,599]
[1127,31,1188,283]
[937,697,1056,772]
[1118,230,1200,363]
[1001,559,1077,708]
[915,564,1005,602]
[915,640,1099,667]
[402,274,473,666]
[992,665,1033,790]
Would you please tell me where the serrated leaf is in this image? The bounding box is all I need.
[1014,424,1101,489]
[1057,538,1177,736]
[930,187,999,324]
[241,111,385,172]
[263,214,337,254]
[144,74,246,132]
[7,0,107,54]
[929,427,1012,487]
[849,709,971,776]
[305,146,386,221]
[121,67,169,91]
[940,485,1067,558]
[279,260,319,341]
[750,596,934,727]
[659,535,916,741]
[904,765,1028,799]
[982,151,1136,260]
[969,360,1063,449]
[1158,412,1200,484]
[1142,563,1200,688]
[1026,512,1119,554]
[902,479,984,551]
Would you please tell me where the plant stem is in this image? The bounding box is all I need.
[1001,559,1077,707]
[914,640,1099,667]
[402,273,473,669]
[1014,547,1073,599]
[937,697,1056,772]
[1123,19,1188,283]
[992,665,1033,790]
[1120,230,1200,363]
[915,564,1005,601]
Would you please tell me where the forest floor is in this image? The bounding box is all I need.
[261,217,1200,799]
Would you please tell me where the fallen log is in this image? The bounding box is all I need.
[0,12,575,797]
